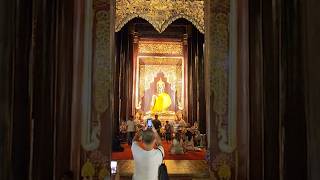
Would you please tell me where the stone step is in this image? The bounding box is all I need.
[115,160,211,180]
[118,176,212,180]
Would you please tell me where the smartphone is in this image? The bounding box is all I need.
[111,161,117,174]
[147,119,153,128]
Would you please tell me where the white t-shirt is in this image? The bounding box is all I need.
[131,142,164,180]
[127,120,135,132]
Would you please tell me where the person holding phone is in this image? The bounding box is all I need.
[131,125,164,180]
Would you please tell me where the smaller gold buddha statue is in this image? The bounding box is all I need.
[150,78,172,113]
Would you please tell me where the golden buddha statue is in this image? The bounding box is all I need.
[150,78,172,113]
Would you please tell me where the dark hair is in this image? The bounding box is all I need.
[175,133,181,140]
[186,130,193,141]
[61,171,73,180]
[166,121,169,123]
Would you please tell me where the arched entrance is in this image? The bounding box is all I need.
[71,0,249,179]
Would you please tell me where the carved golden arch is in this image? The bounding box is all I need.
[115,0,205,33]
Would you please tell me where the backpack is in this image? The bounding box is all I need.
[158,148,169,180]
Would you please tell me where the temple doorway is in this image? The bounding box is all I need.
[111,18,208,178]
[78,0,245,179]
[113,18,206,131]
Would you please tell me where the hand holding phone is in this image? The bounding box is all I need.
[147,119,153,128]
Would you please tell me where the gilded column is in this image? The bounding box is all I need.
[183,34,189,120]
[132,32,140,115]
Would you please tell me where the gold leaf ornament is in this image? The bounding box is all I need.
[116,0,204,33]
[81,160,95,178]
[98,166,108,180]
[217,161,231,180]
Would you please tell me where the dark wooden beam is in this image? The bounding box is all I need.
[0,0,15,179]
[249,0,264,178]
[11,0,33,179]
[261,0,281,178]
[237,0,250,178]
[280,0,308,179]
[70,0,85,178]
[0,0,33,179]
[54,0,74,178]
[302,0,320,179]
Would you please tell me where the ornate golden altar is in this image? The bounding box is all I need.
[133,40,186,123]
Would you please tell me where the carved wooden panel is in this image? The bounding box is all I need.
[81,0,114,179]
[115,0,204,33]
[205,0,238,179]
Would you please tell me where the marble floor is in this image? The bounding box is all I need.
[115,160,211,179]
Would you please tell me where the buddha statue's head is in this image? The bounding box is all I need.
[156,78,165,94]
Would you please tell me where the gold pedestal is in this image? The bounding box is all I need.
[144,111,176,124]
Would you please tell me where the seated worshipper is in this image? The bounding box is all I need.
[184,130,201,151]
[170,133,184,154]
[112,135,124,152]
[193,129,201,146]
[175,112,186,127]
[134,117,140,127]
[178,116,186,128]
[135,117,145,132]
[164,121,173,143]
[180,127,188,141]
[131,127,164,180]
[192,121,199,130]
